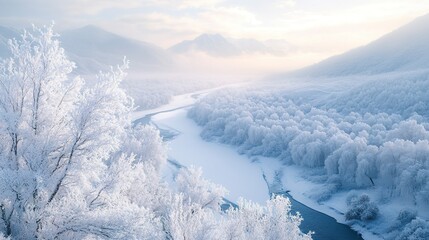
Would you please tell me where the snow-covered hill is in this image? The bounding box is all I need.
[60,25,174,74]
[291,13,429,77]
[231,38,287,56]
[169,33,241,57]
[0,25,224,110]
[0,26,19,58]
[0,25,174,74]
[169,33,288,57]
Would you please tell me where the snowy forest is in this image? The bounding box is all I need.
[2,1,429,240]
[190,88,429,201]
[184,11,429,239]
[189,87,429,236]
[0,26,312,239]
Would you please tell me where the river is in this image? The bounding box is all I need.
[133,90,365,240]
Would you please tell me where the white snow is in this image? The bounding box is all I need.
[160,130,384,239]
[289,13,429,77]
[133,84,278,204]
[277,162,383,240]
[132,82,248,120]
[132,92,198,120]
[140,90,379,239]
[153,108,270,204]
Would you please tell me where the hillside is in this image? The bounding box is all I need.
[0,25,174,74]
[0,26,19,58]
[291,13,429,77]
[60,25,174,74]
[169,33,241,57]
[169,33,287,57]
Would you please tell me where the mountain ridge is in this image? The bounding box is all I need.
[288,13,429,77]
[0,24,174,74]
[60,25,174,74]
[169,33,289,57]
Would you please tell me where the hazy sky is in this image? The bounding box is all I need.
[1,0,429,67]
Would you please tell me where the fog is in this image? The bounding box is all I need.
[1,1,429,239]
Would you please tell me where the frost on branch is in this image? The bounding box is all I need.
[221,196,313,240]
[189,89,429,204]
[175,166,227,210]
[345,193,379,221]
[0,25,312,239]
[0,24,164,239]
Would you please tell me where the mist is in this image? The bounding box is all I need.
[1,1,429,240]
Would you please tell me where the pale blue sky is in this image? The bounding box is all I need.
[1,0,429,63]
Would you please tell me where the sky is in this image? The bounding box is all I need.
[1,0,429,70]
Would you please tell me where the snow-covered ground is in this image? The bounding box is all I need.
[132,82,247,121]
[152,108,380,239]
[133,84,279,204]
[277,162,382,240]
[132,90,205,121]
[153,108,275,203]
[133,90,385,239]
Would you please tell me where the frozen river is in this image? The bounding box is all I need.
[133,90,364,240]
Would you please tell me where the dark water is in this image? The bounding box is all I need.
[136,108,364,240]
[278,191,363,240]
[263,171,364,240]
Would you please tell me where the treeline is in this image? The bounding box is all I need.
[189,89,429,205]
[0,25,312,239]
[325,70,429,118]
[123,76,219,110]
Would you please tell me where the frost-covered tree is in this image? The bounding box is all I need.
[221,196,313,240]
[175,166,227,210]
[0,25,163,239]
[395,218,429,240]
[345,194,379,221]
[0,25,313,240]
[189,89,429,206]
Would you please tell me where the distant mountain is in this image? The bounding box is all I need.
[60,25,173,74]
[0,25,173,74]
[0,26,19,58]
[169,33,241,57]
[291,13,429,77]
[230,38,287,56]
[169,33,288,57]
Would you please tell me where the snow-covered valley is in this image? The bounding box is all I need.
[2,2,429,239]
[133,90,372,240]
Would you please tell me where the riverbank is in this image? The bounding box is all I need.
[153,109,270,203]
[273,161,383,240]
[133,89,380,240]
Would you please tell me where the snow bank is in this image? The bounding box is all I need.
[188,78,429,238]
[153,109,270,204]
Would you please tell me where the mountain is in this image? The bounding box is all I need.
[0,26,19,58]
[0,25,173,74]
[169,33,241,57]
[291,13,429,77]
[230,38,287,56]
[169,33,288,57]
[60,25,173,74]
